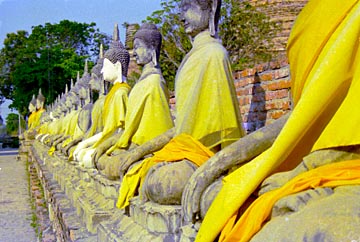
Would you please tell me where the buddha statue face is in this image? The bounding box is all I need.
[90,73,102,92]
[29,103,36,113]
[180,0,211,37]
[36,99,44,110]
[133,38,154,66]
[78,85,88,100]
[101,58,122,83]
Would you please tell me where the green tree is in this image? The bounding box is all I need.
[220,0,279,70]
[0,20,111,116]
[5,113,25,136]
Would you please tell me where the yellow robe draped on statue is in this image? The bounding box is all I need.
[175,31,245,149]
[106,67,174,154]
[27,112,37,130]
[93,82,130,147]
[64,110,79,136]
[197,1,360,241]
[85,95,106,139]
[32,108,45,129]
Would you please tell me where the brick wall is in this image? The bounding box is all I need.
[248,0,308,54]
[234,58,292,133]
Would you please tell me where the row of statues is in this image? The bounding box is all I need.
[23,0,360,241]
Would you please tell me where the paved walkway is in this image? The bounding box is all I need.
[0,149,38,242]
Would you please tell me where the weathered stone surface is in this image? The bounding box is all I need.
[251,185,360,242]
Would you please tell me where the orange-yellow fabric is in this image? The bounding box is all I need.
[220,159,360,242]
[116,134,214,209]
[93,82,130,147]
[196,1,360,241]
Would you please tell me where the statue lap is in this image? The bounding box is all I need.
[252,145,360,241]
[251,185,360,241]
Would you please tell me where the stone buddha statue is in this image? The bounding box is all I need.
[27,95,37,130]
[21,94,38,140]
[52,86,81,149]
[63,45,107,156]
[34,88,46,128]
[95,23,174,177]
[73,23,131,168]
[186,1,360,241]
[107,0,245,210]
[56,71,92,154]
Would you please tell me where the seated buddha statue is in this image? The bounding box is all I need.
[59,64,93,154]
[187,1,360,241]
[34,88,46,129]
[95,23,174,177]
[73,23,131,168]
[26,88,47,140]
[27,95,37,130]
[52,86,81,149]
[22,95,37,140]
[105,0,245,210]
[63,45,107,156]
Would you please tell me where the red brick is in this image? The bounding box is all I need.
[274,67,290,79]
[238,79,248,87]
[278,78,291,89]
[277,89,290,99]
[259,72,274,81]
[265,91,277,101]
[267,110,288,120]
[239,96,251,106]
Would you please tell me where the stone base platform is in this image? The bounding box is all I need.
[25,140,197,241]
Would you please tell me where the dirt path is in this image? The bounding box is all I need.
[0,149,38,242]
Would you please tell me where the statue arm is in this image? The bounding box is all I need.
[118,127,176,175]
[62,135,84,155]
[92,131,124,163]
[182,112,290,224]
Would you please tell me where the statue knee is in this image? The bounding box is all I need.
[200,178,223,219]
[143,160,197,205]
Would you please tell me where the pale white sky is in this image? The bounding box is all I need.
[0,0,162,122]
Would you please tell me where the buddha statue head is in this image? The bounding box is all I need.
[180,0,221,37]
[78,63,92,106]
[90,44,105,95]
[36,88,46,110]
[102,23,130,83]
[133,23,162,67]
[29,94,36,113]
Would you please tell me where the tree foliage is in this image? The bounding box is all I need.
[143,0,279,89]
[5,113,25,136]
[220,0,279,70]
[0,20,111,115]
